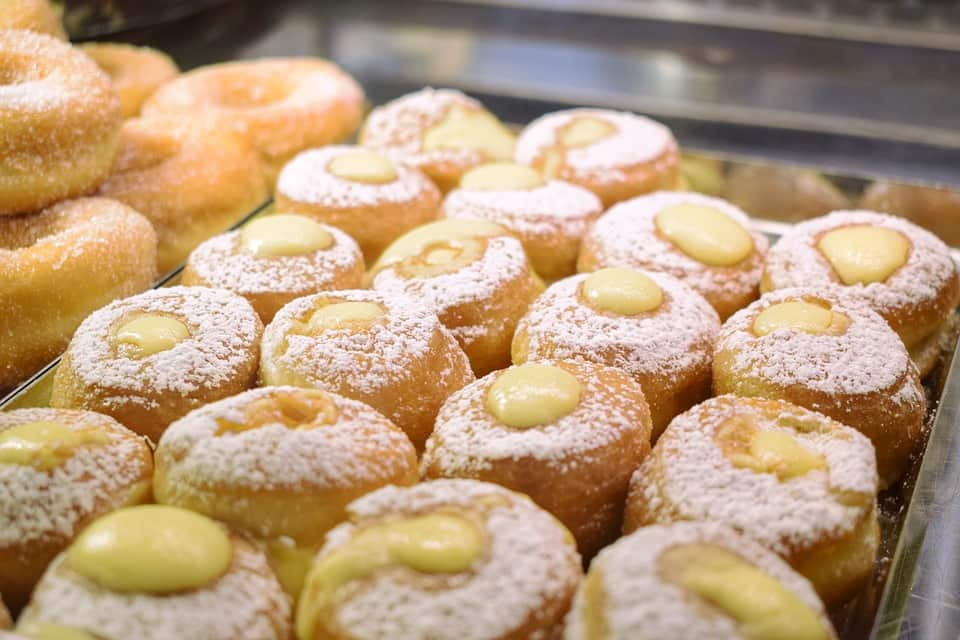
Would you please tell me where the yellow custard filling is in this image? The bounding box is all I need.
[486,363,582,428]
[655,203,753,267]
[581,268,663,315]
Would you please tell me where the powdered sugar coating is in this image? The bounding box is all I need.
[629,396,877,555]
[580,191,768,306]
[564,522,836,640]
[156,386,414,493]
[515,108,673,173]
[0,409,151,547]
[516,271,720,391]
[60,286,262,398]
[317,479,581,640]
[276,145,434,208]
[18,535,291,640]
[184,223,362,297]
[717,287,910,395]
[763,210,958,318]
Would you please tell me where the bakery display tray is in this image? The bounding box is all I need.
[1,153,957,640]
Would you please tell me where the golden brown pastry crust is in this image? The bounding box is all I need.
[79,43,179,119]
[1,0,65,39]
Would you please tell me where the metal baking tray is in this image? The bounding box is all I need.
[0,153,957,640]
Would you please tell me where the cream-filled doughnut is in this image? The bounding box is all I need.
[421,360,652,557]
[565,521,837,639]
[0,30,121,215]
[762,210,960,370]
[713,287,925,488]
[275,145,441,263]
[0,197,157,392]
[444,162,604,280]
[2,1,65,38]
[625,396,878,607]
[182,214,364,323]
[578,191,769,319]
[260,289,474,450]
[512,268,720,438]
[0,409,152,612]
[51,286,263,443]
[17,505,291,640]
[369,218,543,376]
[515,108,679,207]
[143,58,364,185]
[296,479,582,640]
[98,116,269,274]
[78,44,179,119]
[360,88,517,193]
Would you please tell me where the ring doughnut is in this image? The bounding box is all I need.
[512,268,720,438]
[421,360,652,558]
[0,409,153,612]
[444,162,604,281]
[0,197,157,392]
[515,108,679,207]
[143,58,365,185]
[50,286,263,443]
[275,145,441,263]
[98,116,269,274]
[182,214,365,323]
[78,43,179,119]
[0,30,121,215]
[295,479,582,640]
[578,191,769,319]
[1,1,65,39]
[16,505,291,640]
[360,88,517,193]
[565,521,837,639]
[259,289,474,450]
[712,287,925,487]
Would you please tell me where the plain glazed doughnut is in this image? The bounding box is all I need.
[513,268,720,438]
[578,191,769,319]
[444,162,604,281]
[98,116,269,274]
[182,214,365,323]
[625,396,879,607]
[17,505,291,640]
[421,360,652,558]
[0,409,153,612]
[78,43,179,118]
[275,145,441,263]
[0,30,122,215]
[260,289,474,450]
[1,1,64,39]
[515,108,679,207]
[295,479,582,640]
[143,58,365,185]
[565,522,837,639]
[50,286,263,443]
[360,88,517,193]
[713,287,925,487]
[0,197,157,392]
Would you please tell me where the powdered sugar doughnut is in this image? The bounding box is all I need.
[182,215,364,323]
[296,479,582,640]
[0,197,157,392]
[422,360,652,558]
[0,409,152,612]
[369,219,543,376]
[761,210,960,369]
[444,163,603,280]
[1,0,64,38]
[0,30,121,215]
[143,58,364,185]
[50,286,263,443]
[513,269,720,438]
[260,289,474,450]
[78,43,179,118]
[276,145,441,263]
[578,191,769,319]
[713,287,925,487]
[360,88,517,193]
[515,108,679,207]
[565,521,837,639]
